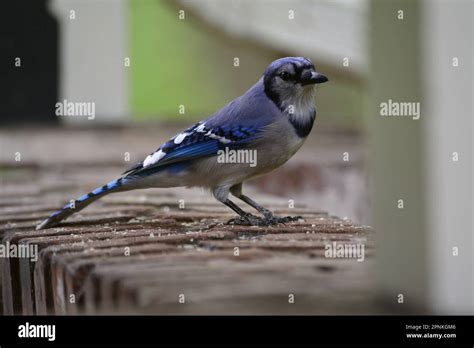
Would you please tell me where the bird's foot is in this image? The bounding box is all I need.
[262,215,304,225]
[226,213,303,227]
[226,213,266,226]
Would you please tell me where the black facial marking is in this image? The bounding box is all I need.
[292,62,303,80]
[263,74,280,107]
[288,110,316,138]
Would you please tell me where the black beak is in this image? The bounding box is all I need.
[301,71,329,85]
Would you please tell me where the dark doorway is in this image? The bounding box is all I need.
[0,0,59,125]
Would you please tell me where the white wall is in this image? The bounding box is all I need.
[422,0,473,314]
[49,0,130,124]
[372,0,473,314]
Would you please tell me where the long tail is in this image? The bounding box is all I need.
[36,177,127,230]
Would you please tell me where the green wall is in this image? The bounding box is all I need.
[129,0,272,121]
[129,0,365,130]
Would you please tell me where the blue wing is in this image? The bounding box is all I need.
[123,122,262,177]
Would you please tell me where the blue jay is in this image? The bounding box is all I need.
[37,57,328,230]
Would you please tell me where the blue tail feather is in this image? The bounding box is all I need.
[36,178,124,230]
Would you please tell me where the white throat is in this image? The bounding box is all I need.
[280,85,316,120]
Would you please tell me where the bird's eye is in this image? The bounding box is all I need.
[279,71,290,81]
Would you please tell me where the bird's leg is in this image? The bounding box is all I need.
[230,184,303,225]
[238,194,303,225]
[221,199,265,226]
[213,186,263,226]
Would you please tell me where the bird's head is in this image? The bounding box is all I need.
[263,57,328,113]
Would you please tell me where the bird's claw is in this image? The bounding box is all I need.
[226,213,266,226]
[226,214,303,226]
[263,215,303,225]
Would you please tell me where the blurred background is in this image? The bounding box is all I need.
[0,0,366,126]
[0,0,472,315]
